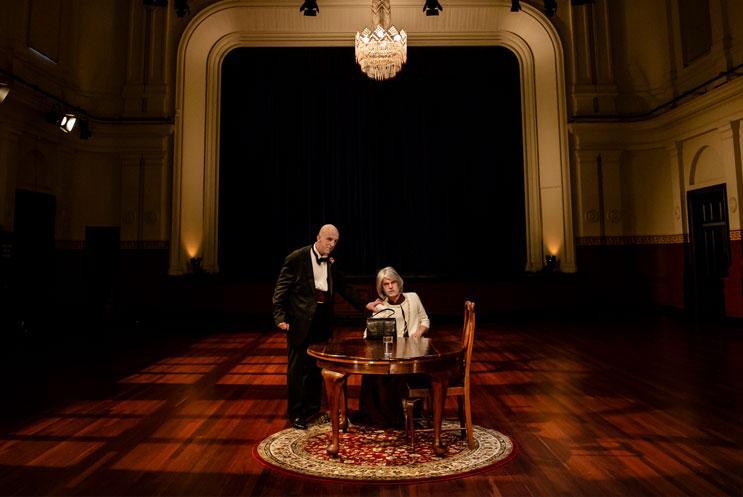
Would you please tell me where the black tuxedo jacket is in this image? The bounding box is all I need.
[272,245,366,347]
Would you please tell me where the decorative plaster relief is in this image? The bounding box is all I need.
[585,209,600,223]
[576,234,687,245]
[123,211,136,224]
[144,210,159,225]
[730,197,738,214]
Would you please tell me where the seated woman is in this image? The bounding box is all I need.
[356,266,429,428]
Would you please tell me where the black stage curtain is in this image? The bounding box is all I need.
[219,46,524,280]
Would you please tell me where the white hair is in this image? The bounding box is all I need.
[376,266,404,299]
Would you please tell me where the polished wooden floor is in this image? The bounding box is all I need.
[0,315,741,496]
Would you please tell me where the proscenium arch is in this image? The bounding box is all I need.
[169,0,575,274]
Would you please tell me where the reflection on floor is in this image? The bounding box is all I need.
[0,316,740,496]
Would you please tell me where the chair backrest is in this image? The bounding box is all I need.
[461,301,476,380]
[461,300,473,346]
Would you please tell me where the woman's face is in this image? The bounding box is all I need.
[382,278,400,298]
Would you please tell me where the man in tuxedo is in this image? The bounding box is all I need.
[273,224,376,429]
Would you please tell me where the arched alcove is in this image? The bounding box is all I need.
[689,145,725,187]
[169,0,574,274]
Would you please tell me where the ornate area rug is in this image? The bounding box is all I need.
[254,421,515,483]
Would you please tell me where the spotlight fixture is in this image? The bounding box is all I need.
[46,109,78,133]
[174,0,190,17]
[423,0,443,16]
[58,113,78,133]
[511,0,520,12]
[545,0,557,17]
[0,82,9,104]
[300,0,319,16]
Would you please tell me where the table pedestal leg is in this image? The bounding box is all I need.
[430,372,449,456]
[340,382,348,432]
[322,369,347,457]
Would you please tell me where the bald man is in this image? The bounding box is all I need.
[273,224,377,429]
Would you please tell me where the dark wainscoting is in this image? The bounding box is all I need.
[45,245,695,328]
[725,239,743,317]
[576,243,685,312]
[39,240,743,328]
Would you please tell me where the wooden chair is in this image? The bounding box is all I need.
[402,301,476,449]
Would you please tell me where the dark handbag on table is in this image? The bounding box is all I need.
[365,308,396,340]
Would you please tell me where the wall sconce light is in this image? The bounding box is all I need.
[511,0,520,12]
[544,255,558,272]
[423,0,443,16]
[189,256,204,274]
[300,0,319,16]
[0,82,9,104]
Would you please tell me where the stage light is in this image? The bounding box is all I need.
[300,0,319,16]
[58,113,78,133]
[511,0,520,12]
[0,82,9,104]
[423,0,443,16]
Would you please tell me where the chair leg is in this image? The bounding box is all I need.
[402,399,410,435]
[457,395,466,439]
[402,399,417,449]
[464,389,474,449]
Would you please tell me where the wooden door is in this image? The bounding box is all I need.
[687,185,730,319]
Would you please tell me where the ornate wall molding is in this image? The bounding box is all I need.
[577,230,743,245]
[576,234,689,246]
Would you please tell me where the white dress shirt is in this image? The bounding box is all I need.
[311,243,329,292]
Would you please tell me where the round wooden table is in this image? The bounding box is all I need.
[308,337,464,457]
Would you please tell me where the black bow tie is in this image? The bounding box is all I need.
[316,256,329,264]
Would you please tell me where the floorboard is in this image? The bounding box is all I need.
[0,315,740,496]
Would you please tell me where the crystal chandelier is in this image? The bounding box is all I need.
[355,0,407,80]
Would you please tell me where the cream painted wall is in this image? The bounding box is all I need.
[65,152,122,239]
[608,0,673,114]
[0,1,172,244]
[570,0,743,242]
[73,0,130,115]
[2,0,743,260]
[619,149,676,236]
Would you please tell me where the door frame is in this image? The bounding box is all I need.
[686,183,730,318]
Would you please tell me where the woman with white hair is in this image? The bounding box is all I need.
[371,266,429,338]
[356,266,430,427]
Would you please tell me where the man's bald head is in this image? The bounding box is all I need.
[315,224,339,256]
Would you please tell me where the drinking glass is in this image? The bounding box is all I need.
[383,335,393,356]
